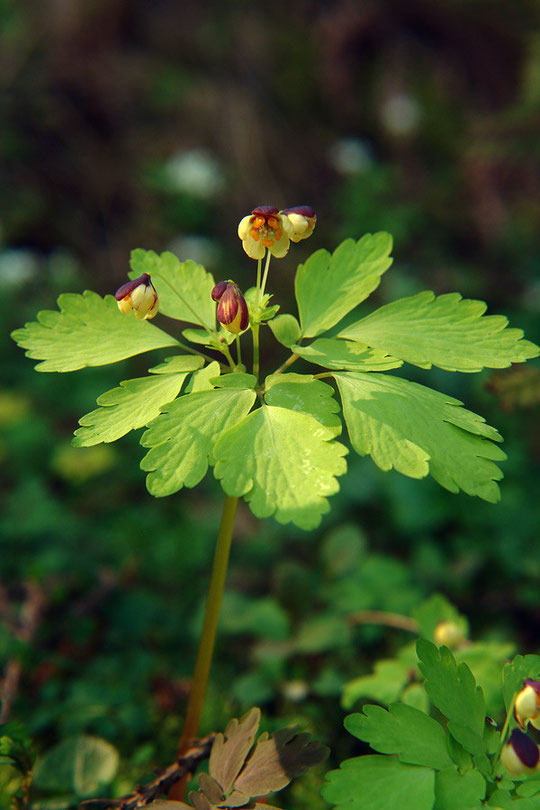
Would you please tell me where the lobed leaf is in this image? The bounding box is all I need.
[214,406,348,529]
[130,249,216,330]
[73,373,189,446]
[141,387,256,496]
[264,373,342,436]
[292,337,402,372]
[433,767,486,810]
[417,639,486,758]
[11,291,178,372]
[338,291,539,372]
[233,727,328,796]
[322,755,435,810]
[334,372,506,502]
[209,708,261,795]
[149,355,205,374]
[346,703,453,770]
[269,314,301,347]
[502,655,540,713]
[295,233,393,338]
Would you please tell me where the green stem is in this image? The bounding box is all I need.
[252,324,260,381]
[492,692,517,775]
[221,342,236,371]
[273,353,299,376]
[260,251,272,298]
[255,257,262,305]
[236,335,242,366]
[176,496,239,755]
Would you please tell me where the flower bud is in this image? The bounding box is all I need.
[212,281,249,334]
[433,620,466,649]
[500,729,540,776]
[514,679,540,729]
[115,273,158,320]
[280,205,317,242]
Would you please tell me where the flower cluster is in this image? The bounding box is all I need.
[238,205,316,259]
[115,273,158,320]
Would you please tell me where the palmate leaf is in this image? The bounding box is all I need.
[73,372,191,447]
[141,385,257,496]
[209,708,261,795]
[346,704,453,771]
[338,291,539,372]
[11,291,178,372]
[295,233,393,338]
[292,337,402,371]
[130,249,216,330]
[322,756,435,810]
[214,406,348,529]
[434,768,486,810]
[334,372,506,502]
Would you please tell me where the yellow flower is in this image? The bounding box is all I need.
[237,206,295,259]
[280,205,317,242]
[515,679,540,729]
[212,280,249,334]
[115,273,158,320]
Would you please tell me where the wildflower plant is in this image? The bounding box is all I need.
[11,206,539,807]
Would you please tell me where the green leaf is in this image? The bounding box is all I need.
[73,373,189,446]
[342,645,419,709]
[292,338,402,371]
[11,291,178,372]
[214,406,348,529]
[33,735,118,797]
[141,388,256,496]
[269,314,301,347]
[264,373,342,436]
[503,655,540,712]
[334,372,506,502]
[346,703,453,770]
[186,361,221,392]
[295,233,393,338]
[417,640,486,758]
[130,249,216,330]
[182,327,235,347]
[322,756,435,810]
[148,355,205,374]
[338,291,539,372]
[488,790,540,808]
[433,768,486,810]
[211,373,257,389]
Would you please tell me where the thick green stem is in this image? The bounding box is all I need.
[176,495,238,756]
[221,342,236,371]
[492,692,517,775]
[236,335,242,366]
[255,257,262,305]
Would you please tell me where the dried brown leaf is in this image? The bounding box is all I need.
[233,728,329,797]
[190,789,213,810]
[146,802,193,810]
[218,789,251,807]
[209,707,261,794]
[198,772,225,805]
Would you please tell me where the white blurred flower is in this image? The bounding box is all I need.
[163,148,226,198]
[329,137,374,175]
[381,93,421,137]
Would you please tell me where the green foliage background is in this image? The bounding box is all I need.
[1,0,539,807]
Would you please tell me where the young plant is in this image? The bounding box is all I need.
[11,206,539,802]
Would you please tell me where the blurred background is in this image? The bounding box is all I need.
[1,0,539,806]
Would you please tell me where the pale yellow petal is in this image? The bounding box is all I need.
[238,215,254,240]
[242,237,266,260]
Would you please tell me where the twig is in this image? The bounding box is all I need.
[80,734,215,809]
[347,610,419,633]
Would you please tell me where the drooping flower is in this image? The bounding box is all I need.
[501,729,540,776]
[115,273,158,320]
[515,679,540,729]
[433,620,466,649]
[212,280,249,334]
[280,205,317,242]
[237,206,295,259]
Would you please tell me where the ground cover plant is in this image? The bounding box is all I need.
[5,203,540,810]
